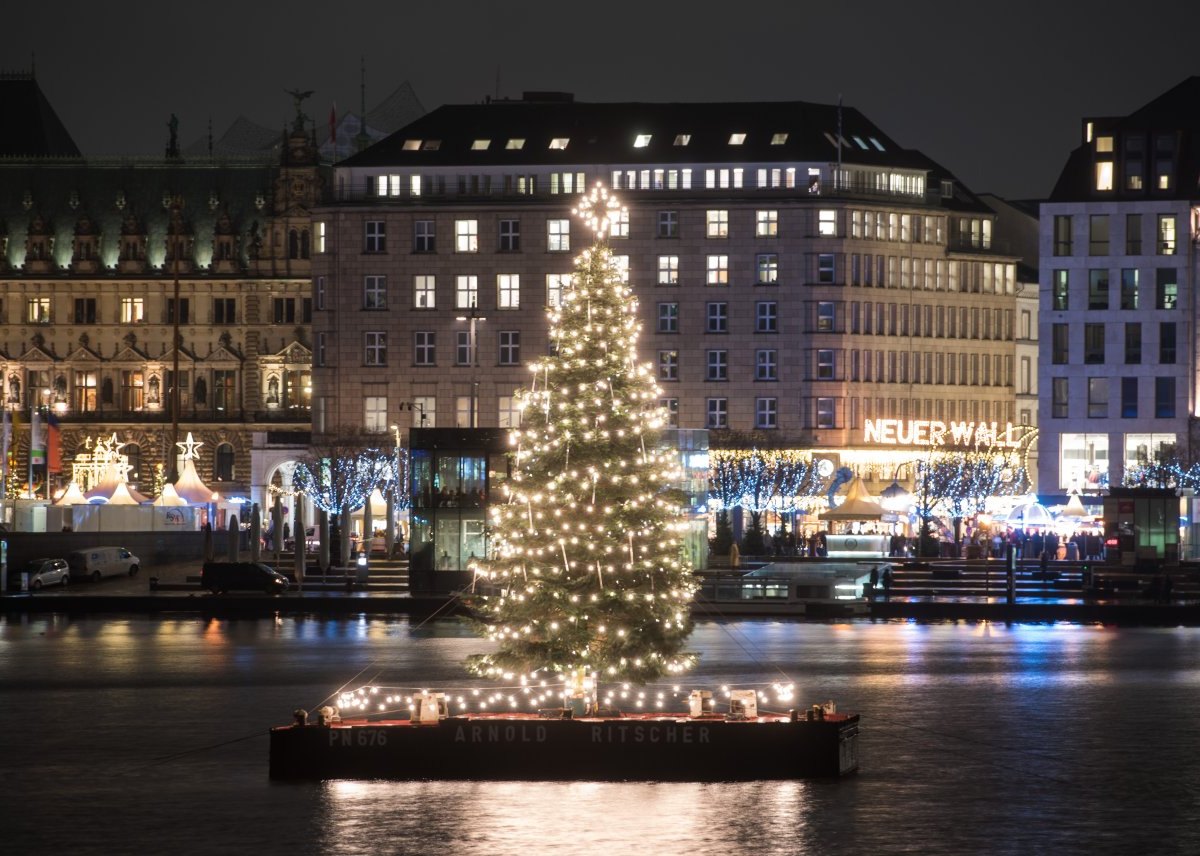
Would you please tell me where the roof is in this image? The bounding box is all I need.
[1049,76,1200,202]
[341,96,923,170]
[0,73,81,158]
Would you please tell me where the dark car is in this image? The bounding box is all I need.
[201,561,290,595]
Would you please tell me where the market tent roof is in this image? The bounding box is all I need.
[107,481,149,505]
[54,482,89,506]
[1061,493,1090,518]
[1005,501,1053,527]
[819,477,891,521]
[173,459,216,505]
[153,483,189,506]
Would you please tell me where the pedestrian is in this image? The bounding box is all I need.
[881,567,894,598]
[729,541,741,570]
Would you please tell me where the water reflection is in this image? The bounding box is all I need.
[316,780,817,855]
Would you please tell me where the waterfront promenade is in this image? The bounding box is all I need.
[4,553,1200,624]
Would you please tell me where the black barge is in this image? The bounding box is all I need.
[270,708,859,781]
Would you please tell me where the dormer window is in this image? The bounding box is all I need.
[869,137,886,151]
[728,133,747,145]
[506,138,525,150]
[634,134,652,148]
[770,133,788,145]
[549,138,569,149]
[673,134,691,146]
[402,139,421,151]
[1095,136,1113,153]
[472,139,491,150]
[852,135,868,149]
[421,140,441,151]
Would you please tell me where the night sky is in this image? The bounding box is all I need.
[6,0,1199,200]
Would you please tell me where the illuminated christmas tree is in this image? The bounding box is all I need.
[467,184,697,694]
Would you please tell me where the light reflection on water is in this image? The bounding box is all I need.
[3,615,1200,855]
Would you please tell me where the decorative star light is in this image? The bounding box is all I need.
[571,181,625,240]
[177,432,203,461]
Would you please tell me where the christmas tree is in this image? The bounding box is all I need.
[467,184,697,694]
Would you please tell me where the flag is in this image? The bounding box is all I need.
[1,409,9,481]
[30,409,44,464]
[329,103,337,145]
[47,410,61,473]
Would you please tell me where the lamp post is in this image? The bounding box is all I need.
[456,304,484,428]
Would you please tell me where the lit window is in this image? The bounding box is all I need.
[869,137,885,151]
[757,210,778,237]
[455,275,478,309]
[674,134,691,146]
[1096,136,1114,153]
[505,139,525,150]
[402,139,421,151]
[471,139,490,150]
[728,133,746,145]
[658,255,680,285]
[818,210,837,236]
[547,219,570,252]
[549,138,569,150]
[634,134,652,147]
[409,176,421,196]
[770,133,788,145]
[414,275,436,309]
[455,219,478,253]
[546,273,569,308]
[1096,162,1114,191]
[121,297,145,324]
[706,209,729,238]
[706,255,729,286]
[497,274,520,309]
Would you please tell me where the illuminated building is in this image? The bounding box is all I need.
[312,92,1034,513]
[1039,76,1200,495]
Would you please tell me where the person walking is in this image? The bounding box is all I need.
[729,541,741,571]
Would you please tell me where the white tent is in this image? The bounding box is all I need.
[54,482,90,506]
[173,458,217,505]
[154,483,189,506]
[819,477,892,522]
[107,481,147,506]
[1006,501,1053,527]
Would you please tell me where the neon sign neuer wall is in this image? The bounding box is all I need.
[863,419,1024,449]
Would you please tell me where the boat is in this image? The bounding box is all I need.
[269,691,860,780]
[693,561,884,617]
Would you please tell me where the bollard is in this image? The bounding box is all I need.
[149,576,159,591]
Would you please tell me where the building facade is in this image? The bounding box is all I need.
[1038,77,1200,495]
[312,93,1034,504]
[0,73,324,519]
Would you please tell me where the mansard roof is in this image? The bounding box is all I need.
[341,95,922,170]
[1049,76,1200,202]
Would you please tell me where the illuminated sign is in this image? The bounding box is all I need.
[863,419,1024,449]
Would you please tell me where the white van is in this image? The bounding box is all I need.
[67,547,141,582]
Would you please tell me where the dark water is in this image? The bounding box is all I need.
[3,614,1199,855]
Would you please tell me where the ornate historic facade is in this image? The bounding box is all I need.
[0,73,324,514]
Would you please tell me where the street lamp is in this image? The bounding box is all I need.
[456,304,485,428]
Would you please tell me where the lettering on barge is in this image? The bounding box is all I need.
[591,724,710,744]
[454,724,549,743]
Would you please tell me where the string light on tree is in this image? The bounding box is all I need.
[466,182,698,700]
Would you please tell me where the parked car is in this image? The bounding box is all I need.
[66,547,140,582]
[8,558,70,590]
[201,561,290,595]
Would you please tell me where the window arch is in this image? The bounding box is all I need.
[214,443,235,481]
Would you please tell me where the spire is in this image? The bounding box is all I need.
[355,56,370,153]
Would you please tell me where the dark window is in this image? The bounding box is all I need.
[1052,378,1069,418]
[214,298,236,325]
[1121,377,1138,418]
[499,219,521,252]
[1120,270,1138,310]
[1160,322,1177,364]
[1124,323,1141,364]
[1155,377,1175,418]
[167,298,190,325]
[1052,324,1069,364]
[657,211,678,238]
[365,220,386,253]
[214,443,235,481]
[74,298,97,324]
[1088,270,1109,309]
[1053,215,1072,256]
[1084,323,1105,364]
[1156,269,1177,309]
[414,220,435,253]
[706,302,728,334]
[657,303,679,333]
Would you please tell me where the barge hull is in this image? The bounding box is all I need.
[269,714,859,781]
